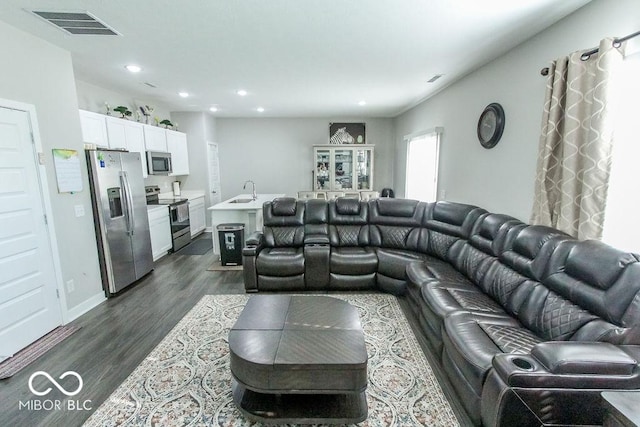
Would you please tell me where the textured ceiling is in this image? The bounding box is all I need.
[0,0,591,117]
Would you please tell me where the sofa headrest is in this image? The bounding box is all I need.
[544,240,640,326]
[336,198,360,215]
[304,199,328,224]
[263,198,305,226]
[376,198,419,217]
[424,201,487,239]
[469,214,523,256]
[564,241,637,291]
[272,197,297,216]
[369,199,425,227]
[500,225,570,280]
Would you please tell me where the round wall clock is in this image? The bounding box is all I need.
[477,103,505,149]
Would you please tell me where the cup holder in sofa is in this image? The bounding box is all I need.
[512,357,535,371]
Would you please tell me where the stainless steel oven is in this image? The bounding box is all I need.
[169,200,191,251]
[145,185,192,251]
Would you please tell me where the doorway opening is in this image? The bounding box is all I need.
[405,129,441,202]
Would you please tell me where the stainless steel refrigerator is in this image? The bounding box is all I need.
[86,150,153,296]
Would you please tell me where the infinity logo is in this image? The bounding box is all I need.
[28,371,83,397]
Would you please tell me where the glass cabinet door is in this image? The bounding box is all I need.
[356,148,373,190]
[333,149,354,190]
[315,148,331,190]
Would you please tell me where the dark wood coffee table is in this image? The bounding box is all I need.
[228,295,368,424]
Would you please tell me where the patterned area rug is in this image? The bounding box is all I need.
[84,294,459,426]
[0,325,81,379]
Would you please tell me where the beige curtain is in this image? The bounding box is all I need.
[531,38,624,240]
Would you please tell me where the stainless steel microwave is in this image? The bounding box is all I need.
[146,151,172,175]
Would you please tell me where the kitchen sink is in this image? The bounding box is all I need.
[229,198,254,203]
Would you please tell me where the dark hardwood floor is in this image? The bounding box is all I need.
[0,234,471,426]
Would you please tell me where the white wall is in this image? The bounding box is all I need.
[215,118,394,201]
[0,21,103,314]
[170,111,217,226]
[76,79,174,123]
[393,0,640,222]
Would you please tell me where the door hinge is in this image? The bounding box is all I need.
[56,289,60,299]
[30,132,35,144]
[43,214,48,225]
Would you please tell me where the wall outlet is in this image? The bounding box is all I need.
[74,204,85,217]
[441,189,447,200]
[66,279,75,292]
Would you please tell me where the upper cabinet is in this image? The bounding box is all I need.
[166,129,190,176]
[79,110,108,147]
[105,117,147,177]
[143,125,168,152]
[313,145,374,192]
[78,110,190,177]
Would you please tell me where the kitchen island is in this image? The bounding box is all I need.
[208,194,285,257]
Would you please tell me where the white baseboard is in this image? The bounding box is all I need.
[64,292,106,323]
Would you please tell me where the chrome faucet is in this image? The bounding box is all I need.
[243,180,257,200]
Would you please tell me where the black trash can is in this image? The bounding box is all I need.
[217,223,244,266]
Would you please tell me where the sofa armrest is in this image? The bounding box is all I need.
[304,234,330,245]
[243,231,264,256]
[242,231,264,292]
[532,342,637,376]
[491,343,640,390]
[245,231,264,247]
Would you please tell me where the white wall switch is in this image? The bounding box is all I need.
[66,279,75,292]
[74,204,85,217]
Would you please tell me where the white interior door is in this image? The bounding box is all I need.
[0,106,62,362]
[207,142,221,205]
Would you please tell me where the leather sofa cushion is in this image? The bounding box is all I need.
[256,247,304,276]
[376,248,427,279]
[405,257,471,286]
[330,247,377,275]
[443,311,543,396]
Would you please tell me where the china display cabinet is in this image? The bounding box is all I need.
[313,145,374,192]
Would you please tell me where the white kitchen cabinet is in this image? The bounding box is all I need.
[313,145,374,192]
[105,117,148,177]
[79,110,108,147]
[189,196,206,237]
[143,125,168,152]
[148,206,171,261]
[166,129,190,176]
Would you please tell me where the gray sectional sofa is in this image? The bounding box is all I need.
[242,197,640,426]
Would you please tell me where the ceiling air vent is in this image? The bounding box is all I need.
[427,74,443,83]
[31,11,119,35]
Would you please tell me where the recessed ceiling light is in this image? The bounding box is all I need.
[178,92,189,98]
[256,107,265,113]
[209,106,218,112]
[237,89,248,96]
[125,64,141,73]
[358,100,367,106]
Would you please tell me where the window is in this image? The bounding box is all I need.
[405,129,441,202]
[602,44,640,253]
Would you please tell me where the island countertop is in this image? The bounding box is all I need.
[208,194,286,211]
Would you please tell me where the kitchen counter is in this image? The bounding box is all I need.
[208,194,285,211]
[159,190,205,201]
[147,204,169,214]
[208,194,285,256]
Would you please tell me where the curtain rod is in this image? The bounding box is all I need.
[540,29,640,76]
